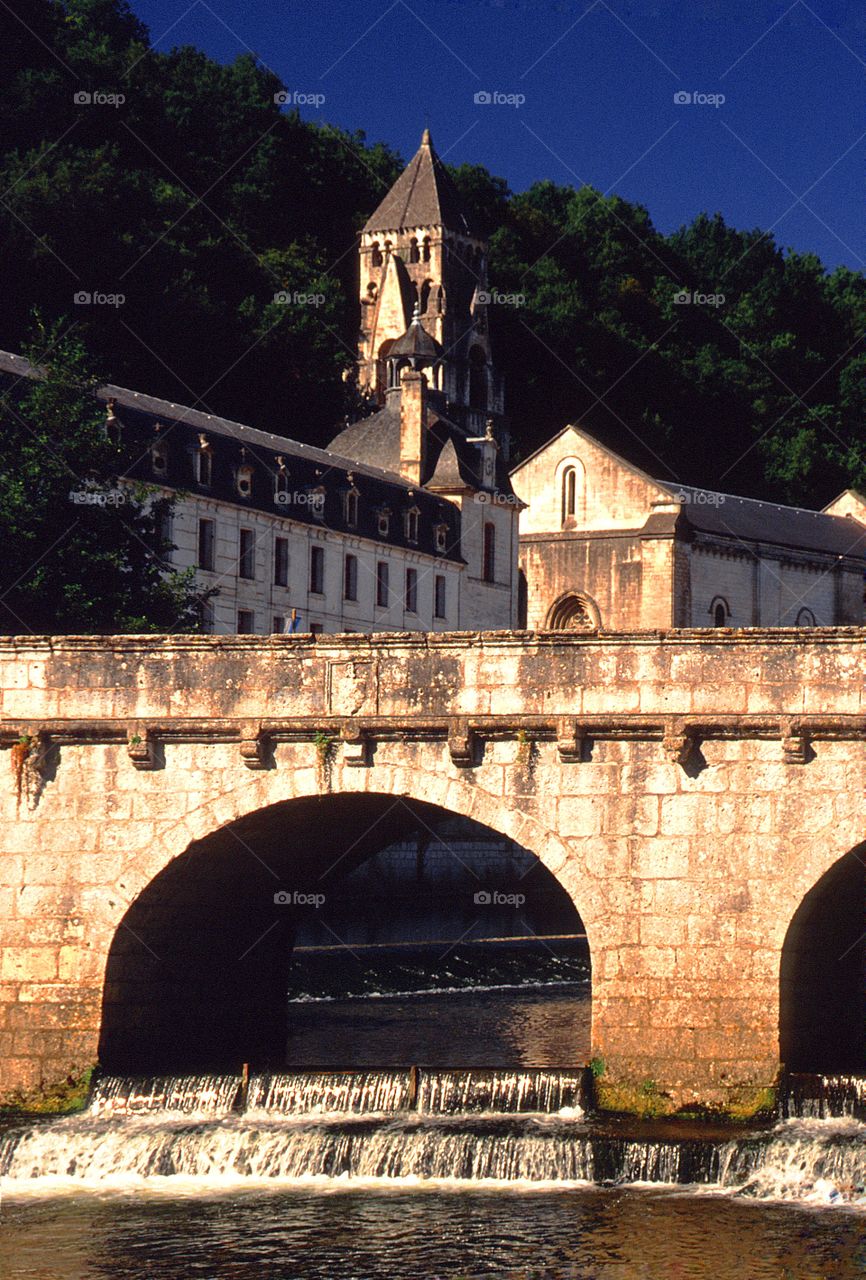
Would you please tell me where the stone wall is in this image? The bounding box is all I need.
[1,630,865,1114]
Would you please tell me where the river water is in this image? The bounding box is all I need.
[3,947,866,1277]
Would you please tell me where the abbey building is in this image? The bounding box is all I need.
[2,128,864,633]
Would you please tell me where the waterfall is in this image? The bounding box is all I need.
[2,1071,866,1205]
[780,1074,866,1120]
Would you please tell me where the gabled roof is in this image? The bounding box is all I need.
[364,129,472,235]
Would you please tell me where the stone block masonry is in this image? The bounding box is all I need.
[1,629,865,1115]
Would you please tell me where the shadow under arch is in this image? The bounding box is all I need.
[99,793,587,1076]
[780,842,866,1073]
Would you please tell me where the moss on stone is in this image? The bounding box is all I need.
[0,1066,96,1116]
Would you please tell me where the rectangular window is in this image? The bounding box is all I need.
[197,518,215,571]
[310,544,325,594]
[344,553,358,601]
[239,528,255,579]
[237,609,255,634]
[273,536,289,587]
[405,567,418,613]
[376,561,389,607]
[434,574,446,619]
[159,510,173,563]
[272,615,285,634]
[482,522,496,583]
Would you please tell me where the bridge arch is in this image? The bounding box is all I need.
[779,840,866,1074]
[98,765,593,1076]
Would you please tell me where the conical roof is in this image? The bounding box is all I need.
[364,129,472,235]
[388,304,442,360]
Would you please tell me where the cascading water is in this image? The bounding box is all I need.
[3,1070,866,1206]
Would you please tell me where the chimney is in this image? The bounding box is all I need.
[399,369,427,485]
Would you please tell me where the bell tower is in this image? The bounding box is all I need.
[357,128,504,435]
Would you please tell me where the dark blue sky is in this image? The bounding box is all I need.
[127,0,865,271]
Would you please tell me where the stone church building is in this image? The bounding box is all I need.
[512,423,866,629]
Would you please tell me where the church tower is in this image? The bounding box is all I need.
[357,129,504,436]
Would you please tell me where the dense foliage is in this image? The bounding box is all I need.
[0,320,204,632]
[3,0,866,525]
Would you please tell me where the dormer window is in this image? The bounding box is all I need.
[404,506,420,545]
[274,457,289,505]
[377,507,391,537]
[236,463,254,500]
[343,486,359,528]
[151,438,168,478]
[194,435,212,487]
[310,485,326,520]
[434,523,448,553]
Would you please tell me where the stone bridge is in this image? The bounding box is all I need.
[1,631,865,1116]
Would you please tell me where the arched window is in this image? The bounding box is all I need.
[151,439,168,478]
[482,522,496,582]
[422,236,431,263]
[365,282,378,304]
[796,607,817,627]
[468,346,487,411]
[274,457,289,505]
[546,592,600,631]
[194,435,212,487]
[420,279,432,314]
[404,506,420,544]
[343,486,359,528]
[710,596,730,627]
[371,242,382,268]
[409,237,420,263]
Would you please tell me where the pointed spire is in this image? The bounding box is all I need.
[363,128,471,235]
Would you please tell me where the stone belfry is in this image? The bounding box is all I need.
[357,128,504,435]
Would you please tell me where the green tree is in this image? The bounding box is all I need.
[0,318,205,633]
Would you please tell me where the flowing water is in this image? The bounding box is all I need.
[3,1069,866,1278]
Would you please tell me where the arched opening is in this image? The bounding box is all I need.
[709,596,730,627]
[545,592,600,631]
[468,346,487,411]
[560,460,585,526]
[99,795,589,1075]
[780,845,866,1073]
[409,237,420,264]
[375,339,395,401]
[370,241,383,268]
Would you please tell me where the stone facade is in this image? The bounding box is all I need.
[512,424,866,631]
[2,631,865,1114]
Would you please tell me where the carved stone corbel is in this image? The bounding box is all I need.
[127,725,159,770]
[662,721,694,768]
[341,723,369,767]
[556,718,586,763]
[240,720,270,770]
[448,720,476,767]
[781,717,810,764]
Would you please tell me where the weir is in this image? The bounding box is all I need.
[3,1070,866,1205]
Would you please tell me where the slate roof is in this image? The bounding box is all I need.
[0,350,464,561]
[328,399,515,497]
[364,129,472,235]
[666,483,866,560]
